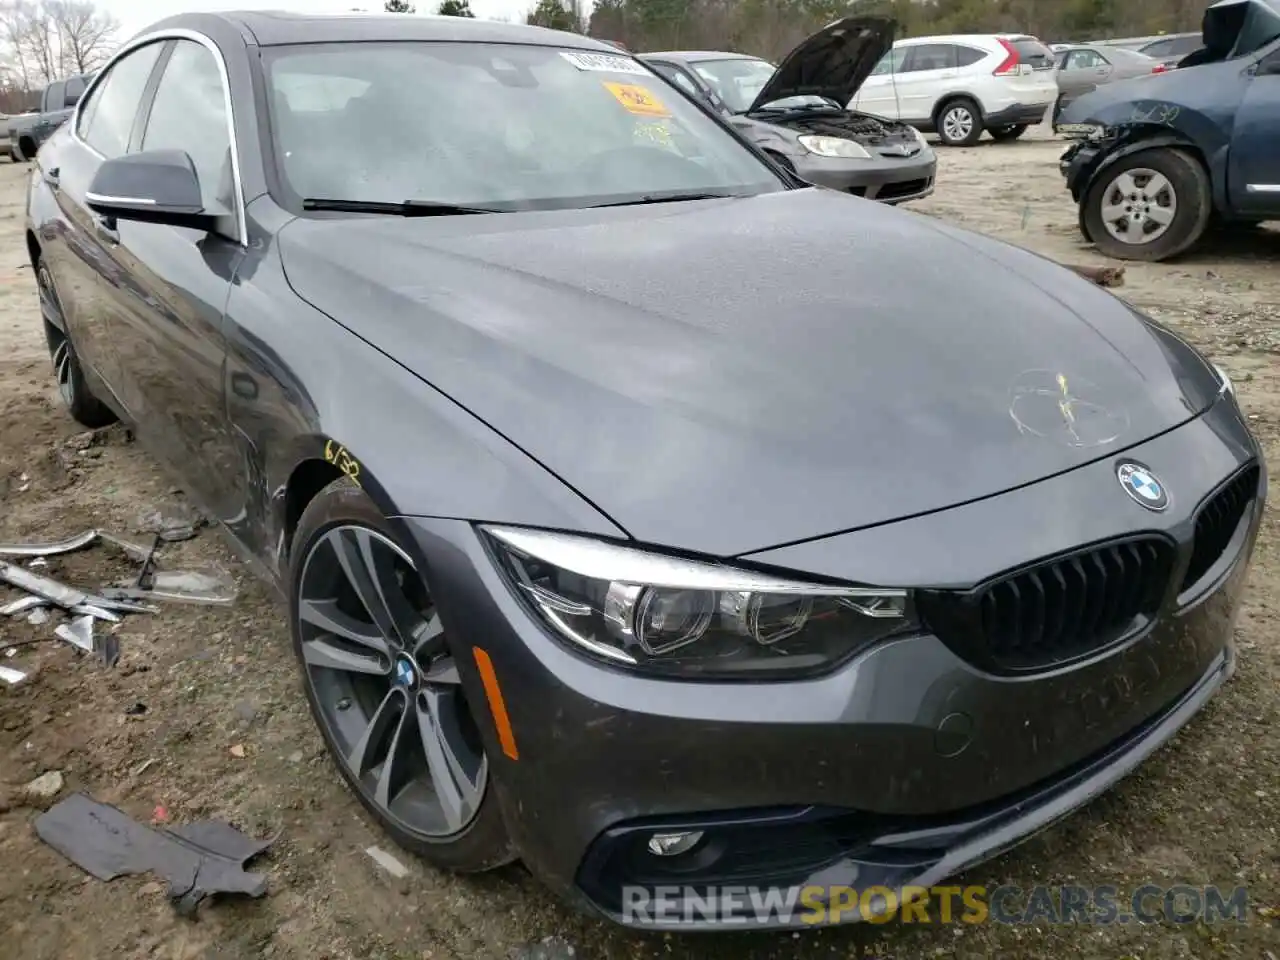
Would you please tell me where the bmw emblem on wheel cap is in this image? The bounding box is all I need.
[1116,460,1169,511]
[394,656,417,688]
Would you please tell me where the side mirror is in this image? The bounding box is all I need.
[86,150,215,231]
[63,90,80,108]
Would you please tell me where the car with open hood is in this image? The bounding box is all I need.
[642,17,936,204]
[26,10,1265,931]
[1059,0,1280,261]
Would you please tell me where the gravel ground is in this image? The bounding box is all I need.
[2,129,1279,960]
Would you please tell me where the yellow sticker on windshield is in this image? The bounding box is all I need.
[604,82,671,118]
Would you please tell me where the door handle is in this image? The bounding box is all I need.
[92,213,119,245]
[43,166,59,187]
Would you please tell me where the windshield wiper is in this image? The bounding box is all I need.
[302,198,500,216]
[589,191,743,209]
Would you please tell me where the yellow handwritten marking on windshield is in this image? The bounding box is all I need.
[1057,373,1075,427]
[604,82,671,117]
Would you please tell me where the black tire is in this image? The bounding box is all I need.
[1082,147,1211,262]
[37,258,117,428]
[289,478,514,873]
[935,97,984,146]
[989,124,1028,142]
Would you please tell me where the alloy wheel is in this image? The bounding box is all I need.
[1099,167,1177,245]
[298,524,488,838]
[942,106,974,143]
[37,265,75,406]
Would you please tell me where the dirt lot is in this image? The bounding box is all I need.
[2,131,1279,960]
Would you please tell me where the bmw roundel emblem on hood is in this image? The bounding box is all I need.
[1116,461,1169,511]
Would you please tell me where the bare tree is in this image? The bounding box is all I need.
[0,0,118,93]
[48,0,117,74]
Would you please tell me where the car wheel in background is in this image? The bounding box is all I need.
[17,136,34,162]
[37,257,117,428]
[1083,147,1211,262]
[289,478,515,872]
[935,97,984,146]
[989,124,1028,142]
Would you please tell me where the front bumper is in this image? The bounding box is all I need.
[1060,139,1106,200]
[793,150,936,204]
[398,399,1262,930]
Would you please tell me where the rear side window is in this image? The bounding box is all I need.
[869,48,907,75]
[648,61,703,100]
[1143,35,1202,57]
[903,44,957,72]
[77,41,165,158]
[64,75,87,103]
[44,82,65,112]
[954,45,986,67]
[1009,37,1056,70]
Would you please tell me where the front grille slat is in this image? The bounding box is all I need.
[919,535,1175,673]
[1181,464,1260,592]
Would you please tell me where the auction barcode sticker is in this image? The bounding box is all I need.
[559,51,650,75]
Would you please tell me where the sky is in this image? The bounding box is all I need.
[100,0,551,42]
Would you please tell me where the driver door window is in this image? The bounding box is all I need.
[140,39,235,215]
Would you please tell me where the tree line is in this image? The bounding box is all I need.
[0,0,117,111]
[390,0,1215,60]
[584,0,1215,61]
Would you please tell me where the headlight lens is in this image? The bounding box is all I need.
[484,525,916,679]
[911,125,929,147]
[797,134,871,159]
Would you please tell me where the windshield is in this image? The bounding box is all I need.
[688,57,777,113]
[263,42,783,212]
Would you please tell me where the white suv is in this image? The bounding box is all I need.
[851,34,1059,146]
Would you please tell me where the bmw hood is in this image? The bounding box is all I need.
[278,190,1222,558]
[747,16,895,112]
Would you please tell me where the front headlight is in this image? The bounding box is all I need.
[483,526,916,679]
[911,125,929,148]
[796,134,871,159]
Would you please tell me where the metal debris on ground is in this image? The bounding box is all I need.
[0,528,99,557]
[0,518,234,683]
[0,664,26,685]
[34,793,276,918]
[0,594,48,616]
[365,845,411,879]
[54,615,95,653]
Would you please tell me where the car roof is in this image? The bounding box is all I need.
[148,10,619,50]
[641,50,764,63]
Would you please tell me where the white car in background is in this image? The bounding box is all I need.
[851,34,1059,146]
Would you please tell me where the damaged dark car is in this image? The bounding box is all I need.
[643,16,936,204]
[26,11,1265,931]
[1059,0,1280,261]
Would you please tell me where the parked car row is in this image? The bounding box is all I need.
[1058,0,1280,262]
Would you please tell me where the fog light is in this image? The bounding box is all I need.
[647,830,704,856]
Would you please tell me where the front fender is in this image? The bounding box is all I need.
[226,213,627,581]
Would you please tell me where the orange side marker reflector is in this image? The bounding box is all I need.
[473,646,519,761]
